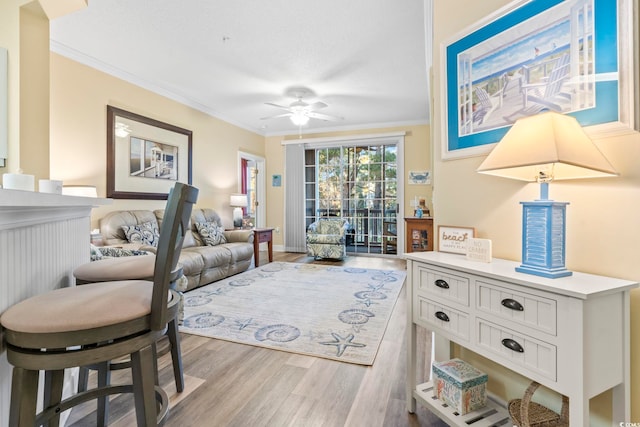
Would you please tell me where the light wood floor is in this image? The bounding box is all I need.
[67,252,446,427]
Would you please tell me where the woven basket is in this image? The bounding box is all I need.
[508,381,569,427]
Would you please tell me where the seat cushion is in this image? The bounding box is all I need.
[74,254,156,283]
[182,246,231,272]
[317,219,346,234]
[307,234,344,244]
[0,280,153,334]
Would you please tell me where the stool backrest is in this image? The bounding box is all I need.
[151,183,199,330]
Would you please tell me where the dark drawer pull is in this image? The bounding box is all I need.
[435,311,450,322]
[502,338,524,353]
[501,298,524,311]
[434,279,449,289]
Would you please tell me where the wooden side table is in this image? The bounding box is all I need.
[405,217,433,253]
[253,228,273,267]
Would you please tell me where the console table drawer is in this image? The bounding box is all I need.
[416,297,470,342]
[405,252,638,427]
[477,318,557,381]
[414,264,469,307]
[476,280,557,335]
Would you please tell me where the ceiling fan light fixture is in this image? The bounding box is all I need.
[290,111,309,126]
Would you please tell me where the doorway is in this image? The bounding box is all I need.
[238,152,266,228]
[304,143,401,255]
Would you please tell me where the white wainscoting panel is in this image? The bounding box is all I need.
[0,189,110,427]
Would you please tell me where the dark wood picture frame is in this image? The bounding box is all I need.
[107,106,192,200]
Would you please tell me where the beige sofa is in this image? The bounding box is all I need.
[99,208,254,291]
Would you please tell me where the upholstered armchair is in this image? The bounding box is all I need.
[306,218,350,259]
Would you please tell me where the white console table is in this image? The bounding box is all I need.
[0,189,111,427]
[405,251,638,426]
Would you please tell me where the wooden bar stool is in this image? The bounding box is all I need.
[73,254,185,426]
[0,183,198,426]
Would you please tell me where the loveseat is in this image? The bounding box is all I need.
[99,208,254,291]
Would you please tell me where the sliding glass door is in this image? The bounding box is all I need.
[305,143,398,255]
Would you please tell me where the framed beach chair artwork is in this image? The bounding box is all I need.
[441,0,637,160]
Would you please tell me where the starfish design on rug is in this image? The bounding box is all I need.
[319,333,366,357]
[366,283,390,292]
[356,298,379,308]
[201,287,225,297]
[235,317,254,330]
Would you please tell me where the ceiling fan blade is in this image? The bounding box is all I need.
[260,112,293,120]
[307,111,343,121]
[307,101,328,111]
[264,102,292,111]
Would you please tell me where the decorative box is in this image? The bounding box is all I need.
[432,358,488,415]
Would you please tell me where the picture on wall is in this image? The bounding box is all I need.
[107,106,192,200]
[441,0,635,159]
[129,137,178,180]
[408,170,431,185]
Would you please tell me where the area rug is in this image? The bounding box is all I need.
[179,262,406,365]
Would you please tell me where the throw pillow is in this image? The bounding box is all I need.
[195,221,228,246]
[98,247,150,258]
[121,221,160,247]
[90,243,103,261]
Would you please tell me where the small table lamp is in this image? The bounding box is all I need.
[477,111,618,278]
[229,193,248,228]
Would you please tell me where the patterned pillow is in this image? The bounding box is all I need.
[90,243,104,261]
[98,247,150,258]
[121,221,160,247]
[195,221,228,246]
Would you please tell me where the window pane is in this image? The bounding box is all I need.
[305,149,315,165]
[318,149,328,165]
[385,163,397,179]
[305,142,399,255]
[327,147,341,164]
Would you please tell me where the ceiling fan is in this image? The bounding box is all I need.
[261,87,343,126]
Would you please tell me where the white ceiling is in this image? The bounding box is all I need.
[50,0,431,136]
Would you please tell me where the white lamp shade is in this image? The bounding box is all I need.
[477,112,618,181]
[229,193,247,207]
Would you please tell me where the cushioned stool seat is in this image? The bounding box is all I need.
[74,254,156,284]
[0,182,198,427]
[1,280,154,333]
[73,253,184,426]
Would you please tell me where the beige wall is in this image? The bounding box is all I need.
[50,53,265,229]
[433,0,640,424]
[6,0,638,422]
[264,125,431,247]
[0,1,52,179]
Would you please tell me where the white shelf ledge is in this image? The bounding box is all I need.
[0,188,111,230]
[413,381,511,427]
[0,188,111,207]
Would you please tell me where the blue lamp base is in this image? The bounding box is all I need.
[517,183,572,279]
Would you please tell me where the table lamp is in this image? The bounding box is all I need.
[230,193,248,228]
[477,111,618,278]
